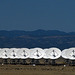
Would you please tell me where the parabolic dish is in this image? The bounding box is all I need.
[66,48,75,60]
[29,48,44,59]
[69,47,75,49]
[0,48,9,59]
[0,48,3,58]
[17,48,30,59]
[7,48,19,59]
[44,48,61,59]
[0,48,2,50]
[43,49,51,59]
[61,49,69,59]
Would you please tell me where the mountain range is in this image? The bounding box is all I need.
[0,29,75,50]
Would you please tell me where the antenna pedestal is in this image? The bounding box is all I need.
[51,60,56,65]
[44,59,49,65]
[10,59,16,65]
[30,59,40,65]
[17,59,20,64]
[22,59,27,65]
[70,60,75,66]
[35,59,40,65]
[2,59,8,64]
[65,59,69,65]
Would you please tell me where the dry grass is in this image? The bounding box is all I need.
[0,65,75,75]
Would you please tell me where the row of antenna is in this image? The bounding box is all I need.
[0,47,75,60]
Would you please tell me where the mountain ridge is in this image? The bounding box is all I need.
[0,29,75,37]
[0,29,75,49]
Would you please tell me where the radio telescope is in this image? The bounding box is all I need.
[66,48,75,60]
[43,49,51,64]
[7,48,19,59]
[44,48,61,65]
[17,48,30,59]
[45,48,61,59]
[66,48,75,65]
[29,48,44,64]
[0,48,10,64]
[61,49,69,59]
[61,49,70,64]
[43,49,50,59]
[30,48,44,59]
[0,48,10,59]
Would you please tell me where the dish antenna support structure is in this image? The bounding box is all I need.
[43,48,61,65]
[29,48,44,65]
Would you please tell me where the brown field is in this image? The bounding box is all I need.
[0,64,75,75]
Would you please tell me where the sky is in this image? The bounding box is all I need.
[0,0,75,32]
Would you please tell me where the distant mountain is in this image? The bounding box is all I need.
[0,29,75,50]
[0,29,75,37]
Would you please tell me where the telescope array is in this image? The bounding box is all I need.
[0,47,75,60]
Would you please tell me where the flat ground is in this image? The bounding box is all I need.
[0,65,75,75]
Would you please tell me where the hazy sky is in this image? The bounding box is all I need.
[0,0,75,32]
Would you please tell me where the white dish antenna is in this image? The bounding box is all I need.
[7,48,19,59]
[0,48,9,59]
[17,48,30,59]
[61,49,69,59]
[0,48,3,58]
[43,49,50,59]
[69,47,75,49]
[29,48,44,59]
[66,48,75,60]
[44,48,61,59]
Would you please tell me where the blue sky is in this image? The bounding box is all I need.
[0,0,75,32]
